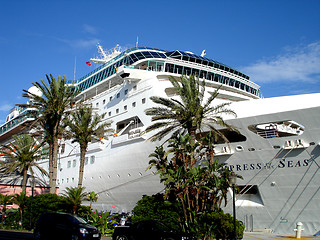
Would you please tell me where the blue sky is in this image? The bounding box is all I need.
[0,0,319,124]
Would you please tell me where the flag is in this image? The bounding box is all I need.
[86,61,91,66]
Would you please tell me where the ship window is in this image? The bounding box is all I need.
[125,89,128,95]
[116,109,119,114]
[103,99,106,104]
[133,85,137,90]
[110,96,112,101]
[142,98,146,104]
[124,105,127,111]
[236,145,244,152]
[132,102,136,107]
[117,93,120,98]
[72,178,74,182]
[90,156,95,164]
[73,160,76,167]
[67,178,69,183]
[248,148,255,151]
[108,111,111,116]
[96,103,99,107]
[67,161,71,168]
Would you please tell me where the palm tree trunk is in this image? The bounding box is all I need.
[49,130,59,194]
[21,168,28,194]
[78,146,87,188]
[48,141,54,193]
[50,136,59,194]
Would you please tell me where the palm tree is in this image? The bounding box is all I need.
[61,187,88,214]
[88,191,98,210]
[20,74,79,194]
[0,134,47,193]
[63,105,113,187]
[145,75,236,143]
[12,193,28,229]
[0,194,13,225]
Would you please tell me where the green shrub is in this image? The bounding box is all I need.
[131,194,244,240]
[202,210,244,240]
[87,211,118,235]
[132,193,181,231]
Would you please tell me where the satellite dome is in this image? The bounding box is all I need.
[28,86,43,98]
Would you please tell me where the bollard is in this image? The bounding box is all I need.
[294,222,304,239]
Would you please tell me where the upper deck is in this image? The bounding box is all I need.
[69,47,261,99]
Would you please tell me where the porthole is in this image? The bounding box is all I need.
[273,145,281,149]
[236,145,244,152]
[248,148,255,151]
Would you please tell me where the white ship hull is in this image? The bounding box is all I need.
[1,46,319,235]
[56,76,320,234]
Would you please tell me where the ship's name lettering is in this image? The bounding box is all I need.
[227,159,309,172]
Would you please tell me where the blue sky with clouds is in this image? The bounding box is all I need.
[0,0,319,124]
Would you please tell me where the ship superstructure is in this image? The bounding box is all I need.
[0,45,319,235]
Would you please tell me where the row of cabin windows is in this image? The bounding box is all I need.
[58,171,151,185]
[165,63,259,96]
[95,85,136,108]
[67,156,95,168]
[107,98,146,117]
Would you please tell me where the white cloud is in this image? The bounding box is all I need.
[241,41,320,83]
[83,24,98,34]
[72,38,100,49]
[0,104,12,112]
[55,37,101,49]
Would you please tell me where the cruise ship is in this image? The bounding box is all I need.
[0,45,319,235]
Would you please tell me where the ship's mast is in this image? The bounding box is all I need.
[90,43,121,64]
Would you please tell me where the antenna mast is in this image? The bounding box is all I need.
[90,44,121,64]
